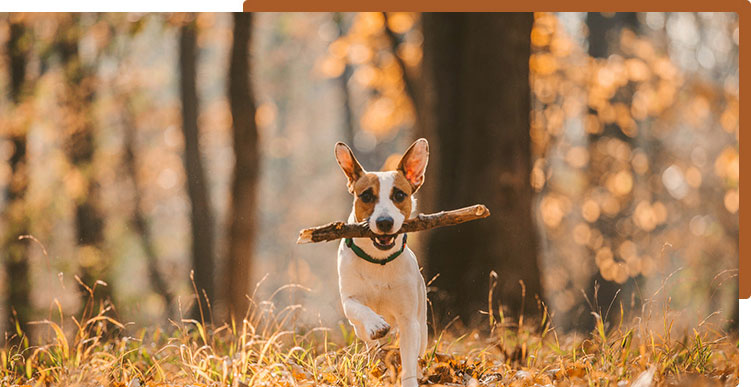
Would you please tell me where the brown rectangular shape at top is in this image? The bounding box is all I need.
[243,3,748,299]
[244,1,746,12]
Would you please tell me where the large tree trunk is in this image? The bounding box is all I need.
[421,13,542,325]
[57,15,111,313]
[3,20,32,338]
[225,13,259,320]
[179,19,216,321]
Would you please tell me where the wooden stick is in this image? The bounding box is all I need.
[297,204,490,244]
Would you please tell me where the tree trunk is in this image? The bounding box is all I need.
[382,12,421,128]
[3,20,32,338]
[333,13,356,146]
[421,13,542,325]
[57,15,111,314]
[586,12,638,59]
[121,99,174,314]
[179,19,216,321]
[578,12,640,330]
[225,13,259,320]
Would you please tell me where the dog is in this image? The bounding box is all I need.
[334,138,429,387]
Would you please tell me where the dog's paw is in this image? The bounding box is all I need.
[367,318,391,340]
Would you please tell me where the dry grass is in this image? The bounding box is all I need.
[0,275,738,387]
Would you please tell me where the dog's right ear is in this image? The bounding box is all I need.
[335,142,365,193]
[397,138,429,193]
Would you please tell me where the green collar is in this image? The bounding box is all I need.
[345,234,407,265]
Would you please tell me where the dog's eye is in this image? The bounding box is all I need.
[359,189,375,203]
[392,189,407,202]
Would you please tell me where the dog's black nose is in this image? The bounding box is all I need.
[375,216,394,232]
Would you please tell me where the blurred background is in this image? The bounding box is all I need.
[0,12,738,341]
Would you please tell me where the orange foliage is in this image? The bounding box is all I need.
[531,12,738,321]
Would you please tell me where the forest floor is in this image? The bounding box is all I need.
[0,283,739,387]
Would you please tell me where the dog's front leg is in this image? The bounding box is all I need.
[342,297,391,346]
[398,319,421,387]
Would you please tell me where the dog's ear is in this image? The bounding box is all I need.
[397,138,429,193]
[335,142,365,193]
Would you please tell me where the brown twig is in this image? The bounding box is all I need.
[297,204,490,244]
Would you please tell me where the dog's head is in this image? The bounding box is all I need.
[335,139,429,250]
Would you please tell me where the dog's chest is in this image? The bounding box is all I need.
[355,270,397,293]
[338,243,416,299]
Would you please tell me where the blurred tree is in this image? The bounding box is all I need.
[3,18,32,338]
[121,99,174,314]
[333,13,357,146]
[581,12,640,329]
[382,12,421,128]
[179,18,215,320]
[225,13,259,320]
[586,13,638,58]
[57,14,112,312]
[321,12,418,169]
[421,13,542,324]
[528,12,739,331]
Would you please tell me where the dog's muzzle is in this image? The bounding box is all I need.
[371,235,397,250]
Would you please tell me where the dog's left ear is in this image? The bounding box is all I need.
[397,138,429,193]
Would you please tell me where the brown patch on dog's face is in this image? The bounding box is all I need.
[352,173,380,222]
[391,172,413,220]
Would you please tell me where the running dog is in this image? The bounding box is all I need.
[334,138,429,387]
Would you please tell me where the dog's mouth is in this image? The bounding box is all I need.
[371,235,397,250]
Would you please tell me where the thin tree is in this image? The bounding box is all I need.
[179,18,216,320]
[579,12,640,330]
[225,13,260,319]
[586,12,638,58]
[333,13,356,145]
[382,12,421,127]
[3,18,32,338]
[420,13,542,324]
[57,14,112,313]
[121,98,174,314]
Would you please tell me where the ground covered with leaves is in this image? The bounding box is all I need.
[0,290,738,387]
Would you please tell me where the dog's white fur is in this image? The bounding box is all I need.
[335,142,429,387]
